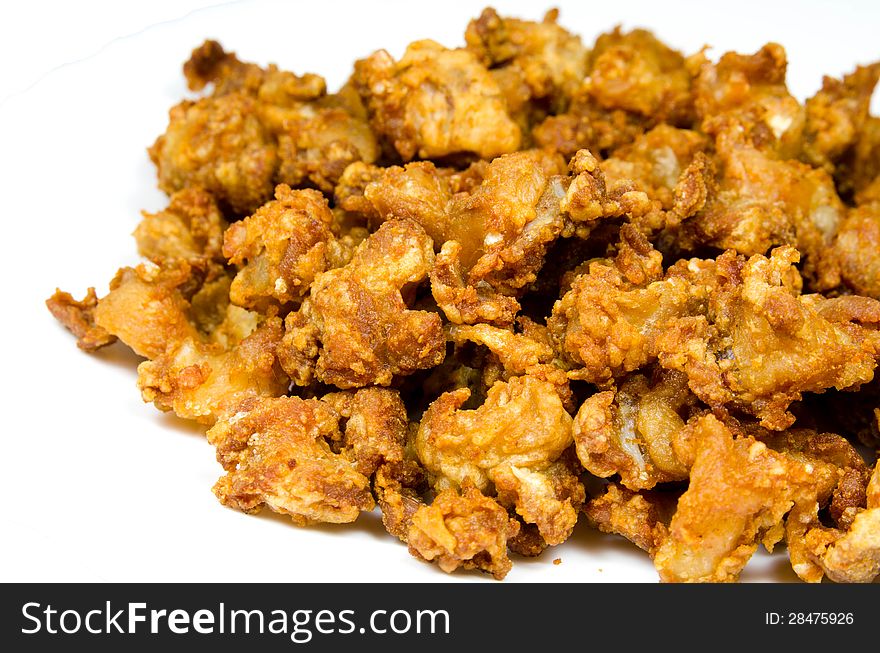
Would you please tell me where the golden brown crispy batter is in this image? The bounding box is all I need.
[676,122,845,279]
[445,321,573,409]
[150,93,279,216]
[492,452,584,546]
[692,43,804,157]
[407,484,520,579]
[657,247,880,429]
[207,395,375,525]
[352,40,521,161]
[465,7,588,125]
[653,414,833,582]
[134,187,228,264]
[600,125,709,211]
[279,218,445,388]
[222,185,335,311]
[183,39,326,100]
[415,374,573,491]
[138,316,289,425]
[548,225,717,384]
[415,372,579,544]
[788,457,880,583]
[826,190,880,298]
[561,149,658,233]
[802,63,880,174]
[338,150,568,323]
[587,28,695,125]
[572,370,693,490]
[46,288,117,352]
[320,387,408,477]
[583,482,676,555]
[93,261,203,360]
[154,41,378,211]
[532,92,649,159]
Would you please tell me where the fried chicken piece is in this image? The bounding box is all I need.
[93,260,203,359]
[221,185,335,312]
[789,457,879,583]
[430,241,521,326]
[548,225,718,384]
[207,395,375,525]
[802,63,880,174]
[274,98,380,193]
[137,316,289,425]
[415,373,579,544]
[407,485,520,579]
[657,246,880,429]
[416,374,573,490]
[491,452,584,546]
[47,287,117,352]
[572,370,693,490]
[134,187,228,264]
[183,39,326,100]
[352,40,521,161]
[185,40,378,194]
[676,123,845,279]
[154,41,377,209]
[826,190,880,298]
[465,7,588,120]
[445,321,572,409]
[587,28,695,125]
[692,43,804,158]
[279,219,445,388]
[653,414,832,582]
[600,125,709,211]
[532,92,649,159]
[320,387,408,477]
[375,456,430,542]
[561,149,658,234]
[149,93,278,215]
[583,483,676,555]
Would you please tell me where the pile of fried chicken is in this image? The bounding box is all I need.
[47,8,880,582]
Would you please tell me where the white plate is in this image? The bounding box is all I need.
[2,0,878,583]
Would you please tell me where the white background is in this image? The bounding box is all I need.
[1,0,878,583]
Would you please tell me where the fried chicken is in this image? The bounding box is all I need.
[47,9,880,583]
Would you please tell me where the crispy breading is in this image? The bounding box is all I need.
[583,483,676,555]
[407,485,520,579]
[279,219,445,388]
[465,7,588,125]
[415,374,573,491]
[587,28,695,125]
[415,373,579,543]
[572,370,693,490]
[153,41,378,211]
[826,191,880,298]
[222,185,335,311]
[548,225,717,384]
[46,288,117,352]
[138,316,289,424]
[134,187,228,264]
[692,43,804,157]
[653,415,833,582]
[802,63,880,173]
[208,395,375,525]
[352,40,521,161]
[93,261,203,359]
[149,93,278,215]
[657,246,880,429]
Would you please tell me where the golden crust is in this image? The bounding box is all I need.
[279,218,445,388]
[353,40,521,161]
